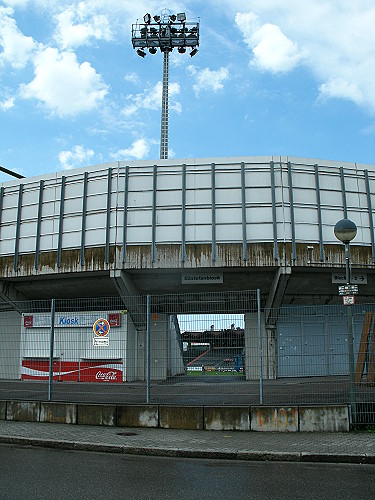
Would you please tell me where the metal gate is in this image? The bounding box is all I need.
[277,305,365,378]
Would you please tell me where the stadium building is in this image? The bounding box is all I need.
[0,155,375,384]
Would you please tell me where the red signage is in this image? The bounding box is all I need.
[108,313,120,327]
[343,295,355,306]
[24,316,33,328]
[21,359,123,383]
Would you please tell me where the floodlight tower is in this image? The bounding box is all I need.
[132,10,199,159]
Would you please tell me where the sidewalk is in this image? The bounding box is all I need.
[0,420,374,464]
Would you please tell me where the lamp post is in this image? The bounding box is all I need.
[334,218,357,423]
[132,10,199,160]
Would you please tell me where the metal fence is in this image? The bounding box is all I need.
[0,291,374,425]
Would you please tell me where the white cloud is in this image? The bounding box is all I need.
[187,66,229,96]
[235,12,302,73]
[20,47,108,117]
[2,1,33,7]
[0,97,15,110]
[319,79,364,107]
[58,145,94,169]
[170,50,189,67]
[125,72,139,84]
[54,3,112,49]
[231,2,375,112]
[0,6,36,68]
[112,138,156,160]
[123,81,181,117]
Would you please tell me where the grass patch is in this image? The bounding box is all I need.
[187,370,244,377]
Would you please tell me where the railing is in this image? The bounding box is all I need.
[0,292,374,426]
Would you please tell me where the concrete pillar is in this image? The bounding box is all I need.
[0,310,22,379]
[150,313,168,381]
[125,315,137,382]
[137,330,146,381]
[244,312,275,380]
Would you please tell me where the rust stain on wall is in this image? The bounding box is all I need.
[1,241,374,280]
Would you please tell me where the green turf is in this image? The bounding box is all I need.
[187,370,243,377]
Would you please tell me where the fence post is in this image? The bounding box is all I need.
[347,305,356,423]
[257,289,263,405]
[146,294,151,404]
[48,298,55,401]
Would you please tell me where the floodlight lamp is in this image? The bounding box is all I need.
[178,47,186,54]
[143,13,151,24]
[149,47,157,54]
[153,15,160,22]
[137,48,146,58]
[169,14,177,22]
[190,47,198,57]
[177,12,186,22]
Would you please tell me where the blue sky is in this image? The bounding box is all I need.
[1,0,375,182]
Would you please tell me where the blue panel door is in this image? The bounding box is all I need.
[277,322,302,377]
[302,321,327,376]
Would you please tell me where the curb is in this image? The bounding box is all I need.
[1,435,374,464]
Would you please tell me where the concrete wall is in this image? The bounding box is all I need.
[0,311,22,379]
[0,400,351,432]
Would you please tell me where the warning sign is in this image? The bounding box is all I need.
[93,318,110,337]
[93,318,110,346]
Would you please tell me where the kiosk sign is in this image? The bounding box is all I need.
[93,318,110,346]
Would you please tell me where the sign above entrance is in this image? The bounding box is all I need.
[182,273,223,285]
[23,312,121,329]
[332,273,367,284]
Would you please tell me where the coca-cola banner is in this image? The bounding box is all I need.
[21,359,123,383]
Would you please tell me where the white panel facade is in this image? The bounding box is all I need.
[246,222,274,242]
[156,208,181,225]
[126,226,152,244]
[216,223,242,242]
[186,224,212,243]
[185,207,211,225]
[157,226,182,243]
[157,190,182,207]
[0,156,374,259]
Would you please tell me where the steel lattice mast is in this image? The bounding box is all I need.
[160,49,169,159]
[132,10,199,160]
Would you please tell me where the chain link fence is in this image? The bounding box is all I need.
[0,292,374,425]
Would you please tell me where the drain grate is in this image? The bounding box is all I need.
[116,432,138,436]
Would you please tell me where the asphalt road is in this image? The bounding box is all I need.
[1,444,375,500]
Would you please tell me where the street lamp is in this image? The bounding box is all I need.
[334,218,357,423]
[132,9,200,160]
